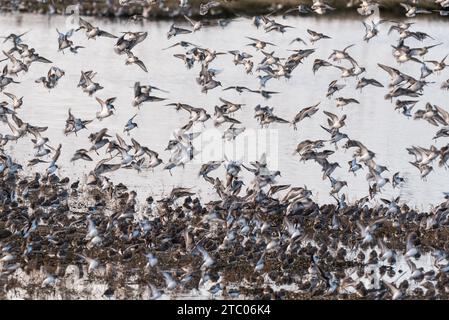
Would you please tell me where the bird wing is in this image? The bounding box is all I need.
[134,81,141,97]
[406,233,415,252]
[115,133,128,150]
[52,144,62,163]
[362,21,370,32]
[134,59,148,72]
[378,63,398,78]
[400,3,411,11]
[105,97,117,105]
[12,114,24,127]
[307,29,317,36]
[435,105,449,124]
[2,50,17,64]
[183,15,196,26]
[79,17,93,30]
[323,110,338,122]
[98,29,117,38]
[95,97,107,113]
[3,92,17,101]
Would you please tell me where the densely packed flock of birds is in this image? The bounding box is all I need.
[1,0,449,299]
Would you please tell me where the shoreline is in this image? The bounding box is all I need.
[0,0,444,19]
[1,1,449,300]
[1,171,449,299]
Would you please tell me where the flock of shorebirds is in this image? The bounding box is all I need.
[1,0,449,299]
[93,0,449,17]
[2,0,449,18]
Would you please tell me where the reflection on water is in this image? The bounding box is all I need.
[1,13,449,208]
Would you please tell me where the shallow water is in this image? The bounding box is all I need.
[1,13,449,208]
[3,244,444,299]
